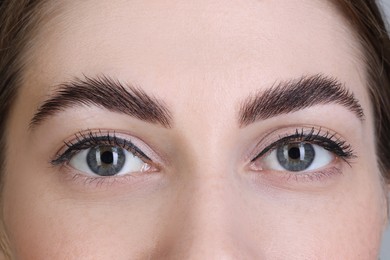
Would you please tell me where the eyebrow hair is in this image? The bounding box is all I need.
[30,75,173,129]
[238,74,365,127]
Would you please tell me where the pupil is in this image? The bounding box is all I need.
[100,151,114,164]
[288,147,301,160]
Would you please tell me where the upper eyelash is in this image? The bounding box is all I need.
[51,130,151,166]
[251,127,356,163]
[52,127,355,170]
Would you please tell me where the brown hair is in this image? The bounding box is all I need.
[0,0,389,257]
[329,0,390,175]
[0,1,51,257]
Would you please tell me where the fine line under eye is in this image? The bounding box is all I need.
[251,127,356,163]
[50,130,151,166]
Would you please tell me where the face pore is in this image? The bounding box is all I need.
[2,0,388,259]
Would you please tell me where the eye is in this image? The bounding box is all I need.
[250,127,356,174]
[69,145,150,176]
[51,131,155,177]
[261,142,333,172]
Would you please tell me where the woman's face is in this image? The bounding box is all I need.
[2,0,388,258]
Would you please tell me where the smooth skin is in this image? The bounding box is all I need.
[2,0,388,259]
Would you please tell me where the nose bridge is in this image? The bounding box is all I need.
[173,172,243,258]
[159,111,261,258]
[177,127,237,241]
[162,158,262,259]
[189,171,235,233]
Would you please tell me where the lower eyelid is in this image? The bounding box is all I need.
[284,165,342,182]
[248,164,344,191]
[55,161,162,190]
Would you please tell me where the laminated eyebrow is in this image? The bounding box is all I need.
[239,74,364,127]
[30,75,173,129]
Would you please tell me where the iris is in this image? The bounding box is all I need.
[276,143,315,171]
[86,145,126,176]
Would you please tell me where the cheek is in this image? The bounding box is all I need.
[3,183,168,258]
[2,154,170,258]
[249,175,386,259]
[5,202,158,259]
[2,168,386,259]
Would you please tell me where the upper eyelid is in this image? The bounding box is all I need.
[250,127,355,162]
[250,134,307,162]
[81,136,150,160]
[51,132,152,166]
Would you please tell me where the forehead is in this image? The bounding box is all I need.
[27,0,365,106]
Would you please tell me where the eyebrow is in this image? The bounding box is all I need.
[30,75,173,129]
[238,74,365,127]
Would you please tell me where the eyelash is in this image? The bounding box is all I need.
[51,130,151,166]
[52,127,355,186]
[251,127,355,168]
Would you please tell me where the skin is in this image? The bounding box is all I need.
[2,0,388,259]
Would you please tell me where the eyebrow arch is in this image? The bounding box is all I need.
[30,75,173,129]
[238,74,365,127]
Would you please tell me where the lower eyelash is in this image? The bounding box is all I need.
[282,166,343,183]
[68,172,138,187]
[58,166,157,189]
